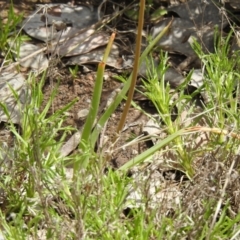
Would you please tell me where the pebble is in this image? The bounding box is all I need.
[77,109,89,120]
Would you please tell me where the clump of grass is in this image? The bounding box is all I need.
[0,1,24,67]
[116,24,240,240]
[140,52,195,177]
[191,29,240,154]
[0,72,77,238]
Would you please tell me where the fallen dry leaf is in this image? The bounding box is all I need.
[0,72,29,124]
[22,4,98,42]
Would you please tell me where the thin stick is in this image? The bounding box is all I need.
[116,0,145,133]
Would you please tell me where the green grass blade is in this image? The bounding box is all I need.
[90,20,173,146]
[118,128,185,171]
[77,33,115,169]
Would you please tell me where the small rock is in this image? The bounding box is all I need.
[132,149,138,155]
[77,109,89,120]
[82,65,92,73]
[6,212,17,222]
[103,74,110,81]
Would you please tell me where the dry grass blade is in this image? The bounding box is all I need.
[185,126,240,140]
[116,0,146,134]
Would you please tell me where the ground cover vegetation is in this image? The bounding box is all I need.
[0,0,240,239]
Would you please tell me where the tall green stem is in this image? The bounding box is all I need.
[76,33,115,170]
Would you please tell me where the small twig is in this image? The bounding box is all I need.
[176,55,198,71]
[117,0,146,133]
